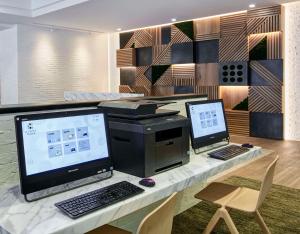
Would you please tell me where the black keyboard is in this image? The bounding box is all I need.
[208,145,249,160]
[55,181,144,219]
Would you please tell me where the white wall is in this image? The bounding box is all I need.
[0,26,18,104]
[0,24,110,104]
[284,2,300,141]
[108,32,120,93]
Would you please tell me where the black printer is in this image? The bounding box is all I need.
[99,100,190,178]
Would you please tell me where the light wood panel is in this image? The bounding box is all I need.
[172,64,195,86]
[195,63,219,86]
[220,86,248,109]
[247,5,281,35]
[194,17,220,41]
[225,110,250,136]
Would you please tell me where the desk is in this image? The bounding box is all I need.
[0,145,267,234]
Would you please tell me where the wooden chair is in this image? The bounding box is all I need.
[194,156,279,234]
[87,192,178,234]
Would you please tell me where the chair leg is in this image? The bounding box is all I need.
[254,210,271,234]
[203,208,222,234]
[221,208,239,234]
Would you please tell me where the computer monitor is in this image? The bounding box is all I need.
[185,99,229,150]
[15,109,112,197]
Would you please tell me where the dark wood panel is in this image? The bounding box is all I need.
[250,112,283,139]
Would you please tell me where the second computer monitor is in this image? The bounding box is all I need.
[185,99,229,150]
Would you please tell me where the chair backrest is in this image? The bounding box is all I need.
[137,193,178,234]
[256,156,279,209]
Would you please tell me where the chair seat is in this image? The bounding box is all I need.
[86,224,132,234]
[194,182,241,206]
[226,187,260,213]
[195,182,260,213]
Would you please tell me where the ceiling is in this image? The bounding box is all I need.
[0,0,299,32]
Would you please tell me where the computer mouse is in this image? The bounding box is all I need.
[242,143,254,148]
[139,178,156,187]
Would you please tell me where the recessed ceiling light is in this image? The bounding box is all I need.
[171,18,177,22]
[116,28,122,31]
[249,4,256,8]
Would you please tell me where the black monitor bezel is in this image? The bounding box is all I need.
[185,99,229,150]
[15,109,113,195]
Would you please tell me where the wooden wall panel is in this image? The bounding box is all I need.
[134,29,153,48]
[195,63,219,86]
[220,12,247,37]
[171,25,193,44]
[194,86,219,100]
[152,45,171,65]
[172,64,195,86]
[194,17,220,41]
[225,110,250,136]
[117,48,136,67]
[135,66,152,87]
[219,35,249,62]
[249,86,282,113]
[220,86,249,109]
[249,60,283,86]
[133,86,151,96]
[249,32,282,60]
[152,86,174,96]
[153,66,173,86]
[247,5,281,35]
[119,85,134,93]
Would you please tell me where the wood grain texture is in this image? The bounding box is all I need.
[219,35,249,62]
[249,32,282,60]
[152,45,171,65]
[119,85,134,93]
[172,64,195,86]
[249,86,282,113]
[133,86,151,96]
[154,66,173,86]
[194,17,220,41]
[195,63,219,86]
[225,110,250,136]
[135,66,152,87]
[220,12,247,37]
[134,29,153,48]
[151,86,174,96]
[247,5,281,35]
[249,60,283,86]
[117,48,136,67]
[194,86,219,100]
[220,86,249,109]
[171,25,193,44]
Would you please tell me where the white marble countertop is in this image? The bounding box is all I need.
[0,145,265,234]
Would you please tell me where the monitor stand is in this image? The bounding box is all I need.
[24,170,113,202]
[194,138,229,155]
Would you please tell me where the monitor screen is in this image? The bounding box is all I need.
[15,109,112,195]
[21,113,109,176]
[186,100,229,149]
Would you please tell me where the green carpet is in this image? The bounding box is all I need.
[172,176,300,234]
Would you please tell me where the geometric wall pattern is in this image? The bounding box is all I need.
[117,5,284,139]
